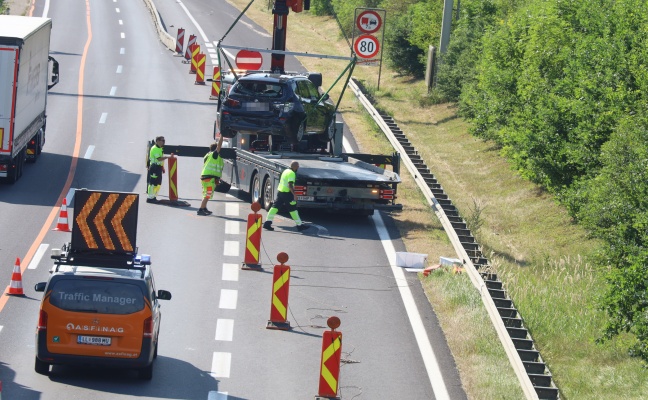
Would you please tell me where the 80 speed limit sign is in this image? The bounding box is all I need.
[353,34,380,59]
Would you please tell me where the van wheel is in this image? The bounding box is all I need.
[35,357,50,375]
[139,363,153,380]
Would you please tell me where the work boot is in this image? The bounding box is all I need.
[197,208,211,216]
[146,198,158,204]
[297,224,309,232]
[263,221,274,231]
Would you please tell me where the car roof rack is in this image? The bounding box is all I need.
[51,242,150,277]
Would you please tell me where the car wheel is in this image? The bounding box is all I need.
[251,173,262,205]
[263,176,273,211]
[139,362,153,380]
[296,121,306,142]
[35,357,50,375]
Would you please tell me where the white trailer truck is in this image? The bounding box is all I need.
[0,15,59,183]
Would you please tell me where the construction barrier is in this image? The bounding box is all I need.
[168,155,178,201]
[210,66,221,99]
[194,53,206,84]
[266,252,291,330]
[175,27,185,54]
[190,44,200,74]
[242,202,263,270]
[8,257,24,296]
[316,317,343,399]
[53,198,71,232]
[184,34,196,61]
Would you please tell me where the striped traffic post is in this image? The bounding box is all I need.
[316,317,343,400]
[242,202,263,270]
[168,155,178,202]
[266,252,291,330]
[175,27,185,54]
[210,66,221,100]
[184,34,196,62]
[195,53,206,84]
[190,44,200,74]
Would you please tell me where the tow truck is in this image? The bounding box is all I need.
[210,0,402,215]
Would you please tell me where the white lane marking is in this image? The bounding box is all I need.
[342,135,450,399]
[225,203,238,216]
[121,32,125,39]
[176,0,210,43]
[66,188,76,205]
[116,65,123,73]
[28,244,49,270]
[372,214,451,400]
[207,391,228,400]
[0,326,3,334]
[211,352,231,378]
[42,0,50,17]
[99,113,108,124]
[222,263,239,281]
[215,319,234,341]
[110,86,117,96]
[225,221,239,235]
[84,145,95,159]
[115,7,120,13]
[119,20,123,25]
[204,42,214,48]
[219,289,238,309]
[213,42,235,61]
[225,193,235,198]
[207,48,216,53]
[120,47,125,54]
[223,241,239,256]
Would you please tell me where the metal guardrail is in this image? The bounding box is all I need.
[348,78,541,400]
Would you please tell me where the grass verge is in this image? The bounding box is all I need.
[224,1,648,398]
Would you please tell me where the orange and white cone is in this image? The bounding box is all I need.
[8,257,24,296]
[53,198,71,232]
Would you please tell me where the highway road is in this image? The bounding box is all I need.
[0,0,467,399]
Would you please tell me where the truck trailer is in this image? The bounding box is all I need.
[0,15,59,183]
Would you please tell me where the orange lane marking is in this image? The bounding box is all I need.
[0,0,92,313]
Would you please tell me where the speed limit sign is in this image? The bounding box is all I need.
[354,34,380,59]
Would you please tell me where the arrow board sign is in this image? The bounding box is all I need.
[71,190,139,253]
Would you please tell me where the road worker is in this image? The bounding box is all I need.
[147,136,172,203]
[263,161,309,231]
[197,135,224,216]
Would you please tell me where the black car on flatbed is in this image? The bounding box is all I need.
[218,72,336,148]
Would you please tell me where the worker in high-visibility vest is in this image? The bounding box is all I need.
[147,136,172,203]
[263,161,309,231]
[197,135,224,216]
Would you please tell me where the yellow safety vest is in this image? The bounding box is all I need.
[202,151,224,177]
[277,168,295,193]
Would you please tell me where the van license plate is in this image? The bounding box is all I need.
[77,335,111,346]
[297,196,314,201]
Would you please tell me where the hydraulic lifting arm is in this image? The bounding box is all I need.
[270,0,309,73]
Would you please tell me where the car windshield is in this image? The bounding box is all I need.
[233,80,283,98]
[49,279,145,314]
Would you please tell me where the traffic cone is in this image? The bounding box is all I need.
[53,198,71,232]
[8,257,24,296]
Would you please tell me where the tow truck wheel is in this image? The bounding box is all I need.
[35,357,50,375]
[263,177,273,211]
[251,173,262,206]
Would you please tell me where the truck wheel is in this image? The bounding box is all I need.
[251,173,262,206]
[35,357,50,375]
[263,177,274,211]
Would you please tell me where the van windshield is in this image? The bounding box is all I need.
[49,279,145,314]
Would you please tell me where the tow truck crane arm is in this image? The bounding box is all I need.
[270,0,309,73]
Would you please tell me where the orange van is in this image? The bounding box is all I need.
[34,253,171,379]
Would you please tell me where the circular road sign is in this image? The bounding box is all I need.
[356,10,382,34]
[354,34,380,59]
[235,49,263,70]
